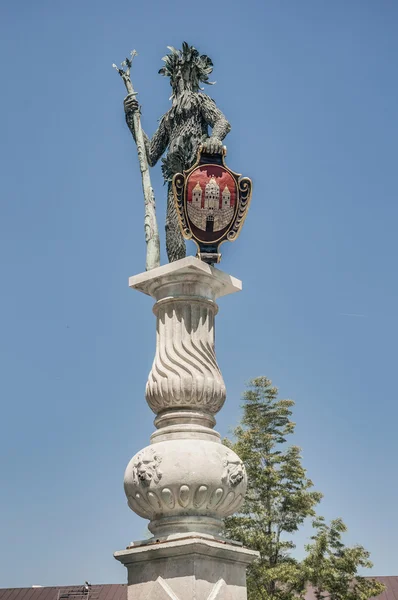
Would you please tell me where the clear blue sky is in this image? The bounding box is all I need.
[1,0,397,588]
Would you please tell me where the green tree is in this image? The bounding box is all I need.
[303,517,385,600]
[224,377,322,599]
[224,377,384,600]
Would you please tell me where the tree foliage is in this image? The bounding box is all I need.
[303,517,385,600]
[223,377,384,600]
[224,377,322,599]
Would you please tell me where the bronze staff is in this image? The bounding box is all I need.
[113,51,160,271]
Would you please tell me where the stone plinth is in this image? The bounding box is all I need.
[115,257,259,598]
[115,537,258,600]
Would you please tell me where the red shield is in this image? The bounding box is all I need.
[186,164,238,243]
[173,148,252,264]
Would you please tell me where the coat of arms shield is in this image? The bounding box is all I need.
[173,147,252,264]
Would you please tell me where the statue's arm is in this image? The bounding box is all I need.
[146,117,169,166]
[124,100,169,166]
[200,94,231,142]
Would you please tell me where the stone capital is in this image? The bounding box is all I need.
[129,256,242,303]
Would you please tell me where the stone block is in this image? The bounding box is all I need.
[115,537,258,600]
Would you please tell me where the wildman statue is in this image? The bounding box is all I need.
[122,42,231,263]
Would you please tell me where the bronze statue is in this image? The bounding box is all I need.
[114,43,231,266]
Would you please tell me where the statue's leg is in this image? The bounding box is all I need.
[166,183,186,263]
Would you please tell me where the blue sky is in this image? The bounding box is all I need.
[1,0,397,588]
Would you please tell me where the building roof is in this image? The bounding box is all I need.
[305,578,398,600]
[0,585,126,600]
[0,579,397,600]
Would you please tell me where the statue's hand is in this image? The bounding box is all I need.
[203,137,224,154]
[124,95,140,114]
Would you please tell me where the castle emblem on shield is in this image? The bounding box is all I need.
[173,147,252,264]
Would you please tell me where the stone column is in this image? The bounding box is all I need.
[115,257,258,599]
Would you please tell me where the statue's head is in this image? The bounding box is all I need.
[159,42,215,97]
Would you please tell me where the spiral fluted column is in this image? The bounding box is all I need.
[146,297,226,414]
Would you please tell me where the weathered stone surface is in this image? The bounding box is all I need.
[124,258,246,537]
[116,258,258,598]
[128,256,242,301]
[124,438,246,536]
[115,537,258,600]
[129,258,241,416]
[129,257,241,416]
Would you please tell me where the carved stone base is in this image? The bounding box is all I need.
[115,536,258,600]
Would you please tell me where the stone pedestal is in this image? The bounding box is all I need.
[115,257,258,598]
[115,537,258,600]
